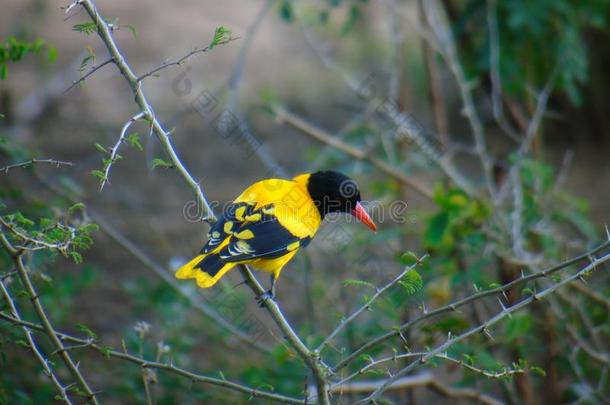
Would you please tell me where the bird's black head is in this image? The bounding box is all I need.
[307,171,360,215]
[305,171,376,231]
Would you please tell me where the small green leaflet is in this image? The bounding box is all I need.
[210,26,231,49]
[151,158,173,169]
[342,279,375,289]
[398,270,423,296]
[76,323,98,340]
[125,133,143,151]
[73,22,97,35]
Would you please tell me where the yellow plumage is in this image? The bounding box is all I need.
[175,174,321,288]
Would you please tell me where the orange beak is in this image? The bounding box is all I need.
[351,202,377,232]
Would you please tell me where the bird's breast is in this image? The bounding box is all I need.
[234,178,322,239]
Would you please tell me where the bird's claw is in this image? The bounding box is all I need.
[256,290,275,307]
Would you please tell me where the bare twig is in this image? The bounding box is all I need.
[520,65,561,156]
[317,255,428,353]
[63,57,114,94]
[0,234,100,405]
[334,351,523,390]
[273,106,434,199]
[486,0,520,141]
[0,159,73,173]
[385,0,403,103]
[422,0,496,197]
[496,64,561,203]
[329,370,504,405]
[0,311,305,404]
[137,38,239,82]
[418,0,449,142]
[100,111,146,190]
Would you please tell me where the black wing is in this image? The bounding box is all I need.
[217,209,312,262]
[201,202,257,254]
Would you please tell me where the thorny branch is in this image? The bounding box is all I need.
[0,159,73,173]
[334,351,523,391]
[100,111,146,190]
[356,250,610,403]
[64,57,114,94]
[334,240,610,373]
[330,371,504,405]
[71,2,334,403]
[32,158,273,353]
[316,255,428,353]
[23,1,604,404]
[0,278,72,404]
[137,37,239,82]
[0,312,304,404]
[0,234,100,405]
[76,0,216,223]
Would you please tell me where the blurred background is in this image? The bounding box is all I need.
[1,0,609,404]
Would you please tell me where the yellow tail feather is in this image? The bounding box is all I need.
[175,254,205,279]
[175,254,237,288]
[194,262,237,288]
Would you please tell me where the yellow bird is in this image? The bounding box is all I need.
[175,171,376,302]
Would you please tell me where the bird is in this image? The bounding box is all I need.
[175,171,376,304]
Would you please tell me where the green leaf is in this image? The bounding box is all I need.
[521,287,535,296]
[124,24,138,37]
[398,251,419,266]
[530,366,546,377]
[125,132,143,151]
[358,354,374,364]
[279,1,294,22]
[101,346,113,358]
[94,143,107,153]
[342,279,375,289]
[90,169,106,182]
[210,26,231,49]
[47,45,58,64]
[424,211,450,248]
[68,202,86,215]
[398,270,423,296]
[256,383,275,392]
[504,314,531,341]
[151,158,173,169]
[76,323,98,340]
[13,212,35,227]
[16,339,29,348]
[69,251,83,264]
[73,22,97,35]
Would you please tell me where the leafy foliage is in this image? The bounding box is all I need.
[0,37,54,79]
